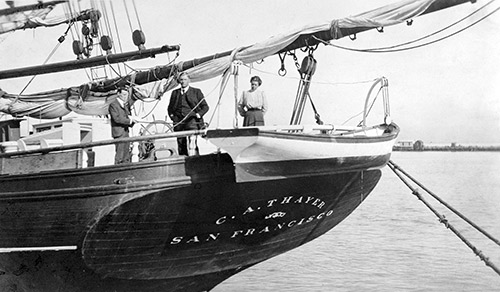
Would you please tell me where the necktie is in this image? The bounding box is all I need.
[181,89,185,95]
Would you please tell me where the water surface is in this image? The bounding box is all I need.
[213,152,500,291]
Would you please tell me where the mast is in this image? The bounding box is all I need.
[86,0,478,92]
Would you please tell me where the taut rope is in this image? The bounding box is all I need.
[388,160,500,277]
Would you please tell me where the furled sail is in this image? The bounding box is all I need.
[142,0,441,87]
[0,1,97,35]
[0,0,476,119]
[0,86,145,119]
[91,0,476,92]
[0,84,150,119]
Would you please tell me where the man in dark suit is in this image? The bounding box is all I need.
[109,90,137,164]
[167,72,209,155]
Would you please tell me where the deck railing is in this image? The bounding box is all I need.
[0,122,394,159]
[0,129,207,159]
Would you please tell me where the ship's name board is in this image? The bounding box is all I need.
[167,195,333,246]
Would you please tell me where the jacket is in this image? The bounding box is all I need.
[109,99,133,138]
[167,87,209,124]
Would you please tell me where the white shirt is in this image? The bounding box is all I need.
[238,89,268,116]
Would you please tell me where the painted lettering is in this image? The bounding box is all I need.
[242,206,255,215]
[259,226,271,233]
[216,216,227,225]
[231,230,244,238]
[312,198,321,206]
[267,199,278,207]
[170,236,183,245]
[265,212,286,219]
[245,229,256,236]
[281,196,293,205]
[207,233,220,241]
[167,196,337,247]
[186,236,201,244]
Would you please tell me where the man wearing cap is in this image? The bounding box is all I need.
[109,89,137,164]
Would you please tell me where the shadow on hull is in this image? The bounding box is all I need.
[0,152,381,291]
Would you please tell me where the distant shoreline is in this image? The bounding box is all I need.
[393,146,500,152]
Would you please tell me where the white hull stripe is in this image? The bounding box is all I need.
[236,136,394,163]
[0,245,77,253]
[207,127,398,164]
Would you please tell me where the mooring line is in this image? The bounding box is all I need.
[389,160,500,247]
[387,160,500,277]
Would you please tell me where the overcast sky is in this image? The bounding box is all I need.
[1,0,499,144]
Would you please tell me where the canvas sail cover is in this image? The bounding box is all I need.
[0,4,68,34]
[0,87,119,119]
[0,0,437,119]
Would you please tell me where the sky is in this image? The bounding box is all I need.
[0,0,499,144]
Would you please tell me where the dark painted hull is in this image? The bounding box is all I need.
[0,151,384,291]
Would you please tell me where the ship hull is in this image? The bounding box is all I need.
[1,151,383,291]
[0,125,398,291]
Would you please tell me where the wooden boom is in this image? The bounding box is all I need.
[0,45,180,80]
[87,0,478,92]
[0,0,478,90]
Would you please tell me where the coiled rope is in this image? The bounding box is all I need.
[387,160,500,276]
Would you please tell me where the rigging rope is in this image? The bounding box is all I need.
[307,92,323,125]
[122,0,134,34]
[242,64,375,86]
[367,0,497,52]
[99,1,111,38]
[204,74,227,129]
[127,54,180,120]
[241,62,381,126]
[13,21,73,100]
[338,86,381,126]
[389,160,500,247]
[109,1,124,54]
[63,2,78,41]
[388,160,500,277]
[104,55,123,78]
[100,1,122,76]
[64,1,94,81]
[131,0,143,32]
[314,2,500,54]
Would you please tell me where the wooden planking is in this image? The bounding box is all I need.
[0,149,84,175]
